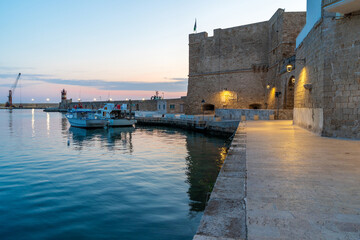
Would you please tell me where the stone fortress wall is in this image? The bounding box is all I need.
[294,2,360,139]
[186,9,306,115]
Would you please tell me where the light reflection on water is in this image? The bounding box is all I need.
[0,109,227,240]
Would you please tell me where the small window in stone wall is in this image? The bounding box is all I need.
[249,104,261,109]
[202,104,215,111]
[170,104,175,109]
[158,105,161,110]
[163,104,165,110]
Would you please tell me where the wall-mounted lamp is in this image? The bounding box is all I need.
[290,76,295,84]
[286,64,293,73]
[266,84,271,89]
[303,83,312,90]
[286,58,306,73]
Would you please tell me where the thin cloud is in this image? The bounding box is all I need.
[0,66,35,71]
[0,73,188,92]
[164,77,188,81]
[38,78,188,92]
[0,73,51,79]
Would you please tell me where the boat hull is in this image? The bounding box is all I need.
[67,118,107,128]
[108,119,137,127]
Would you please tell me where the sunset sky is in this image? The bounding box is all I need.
[0,0,306,103]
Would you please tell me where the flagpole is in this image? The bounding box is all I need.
[194,18,197,33]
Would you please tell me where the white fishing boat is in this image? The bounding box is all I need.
[96,103,136,127]
[66,109,107,128]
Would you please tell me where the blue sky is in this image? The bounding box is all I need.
[0,0,306,103]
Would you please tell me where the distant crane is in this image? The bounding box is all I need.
[5,73,21,108]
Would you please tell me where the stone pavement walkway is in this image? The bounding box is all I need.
[246,120,360,240]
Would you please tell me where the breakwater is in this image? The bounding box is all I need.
[0,103,58,109]
[136,115,239,137]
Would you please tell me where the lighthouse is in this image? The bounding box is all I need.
[59,89,72,109]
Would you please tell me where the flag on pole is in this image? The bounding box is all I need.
[193,18,197,32]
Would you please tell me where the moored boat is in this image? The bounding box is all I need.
[66,109,107,128]
[96,103,136,127]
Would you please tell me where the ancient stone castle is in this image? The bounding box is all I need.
[186,0,360,139]
[186,9,306,115]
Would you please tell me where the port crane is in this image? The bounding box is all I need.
[5,73,21,108]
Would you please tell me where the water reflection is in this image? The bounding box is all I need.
[107,127,134,153]
[185,135,227,212]
[46,113,50,135]
[133,126,228,213]
[69,127,134,153]
[8,109,13,133]
[61,114,68,134]
[66,123,227,214]
[32,109,35,136]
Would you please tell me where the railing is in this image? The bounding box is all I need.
[323,0,342,8]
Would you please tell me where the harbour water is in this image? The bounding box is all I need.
[0,109,227,240]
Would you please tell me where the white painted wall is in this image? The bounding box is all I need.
[296,0,322,48]
[157,100,167,114]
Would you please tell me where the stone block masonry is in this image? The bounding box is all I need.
[186,9,306,115]
[294,10,360,139]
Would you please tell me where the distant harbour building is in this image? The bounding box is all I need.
[294,0,360,138]
[185,9,306,115]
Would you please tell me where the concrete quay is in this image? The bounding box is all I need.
[136,116,239,136]
[246,121,360,239]
[194,120,360,240]
[194,122,247,240]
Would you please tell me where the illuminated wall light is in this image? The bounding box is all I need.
[287,59,306,73]
[266,84,271,89]
[287,64,293,73]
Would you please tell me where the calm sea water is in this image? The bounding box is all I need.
[0,109,227,240]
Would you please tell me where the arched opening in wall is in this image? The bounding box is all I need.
[249,104,262,109]
[284,76,295,109]
[202,104,215,114]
